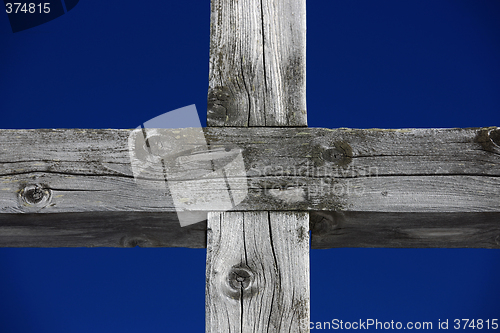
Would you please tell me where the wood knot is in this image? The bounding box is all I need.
[221,265,259,301]
[475,128,500,153]
[311,141,352,167]
[228,266,254,290]
[489,128,500,148]
[207,86,231,126]
[19,184,52,209]
[310,211,344,235]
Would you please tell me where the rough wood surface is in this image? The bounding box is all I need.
[207,0,307,127]
[0,212,206,248]
[206,212,309,332]
[206,1,309,330]
[0,127,498,214]
[1,211,498,248]
[310,211,500,249]
[1,127,497,248]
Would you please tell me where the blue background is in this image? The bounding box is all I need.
[1,0,499,331]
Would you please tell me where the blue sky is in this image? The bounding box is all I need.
[0,1,499,331]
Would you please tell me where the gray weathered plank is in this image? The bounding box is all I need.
[310,211,500,249]
[206,0,309,331]
[1,127,497,248]
[0,212,206,248]
[1,127,498,214]
[207,0,307,127]
[206,212,309,332]
[1,211,498,248]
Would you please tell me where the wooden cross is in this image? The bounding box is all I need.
[1,0,499,332]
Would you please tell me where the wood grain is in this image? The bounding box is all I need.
[206,1,309,330]
[0,127,498,214]
[206,212,309,332]
[1,127,497,248]
[0,212,206,248]
[1,211,498,249]
[207,0,307,127]
[310,211,500,249]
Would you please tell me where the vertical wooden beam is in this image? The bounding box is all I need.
[205,0,309,331]
[207,0,307,127]
[206,212,309,332]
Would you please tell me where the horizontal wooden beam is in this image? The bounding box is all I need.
[0,127,499,248]
[0,212,206,248]
[0,211,498,248]
[310,211,500,249]
[1,127,498,213]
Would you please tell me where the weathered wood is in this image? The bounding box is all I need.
[0,212,206,248]
[206,0,309,331]
[311,212,500,249]
[207,0,307,127]
[1,127,498,213]
[1,211,498,248]
[206,211,309,332]
[1,127,497,248]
